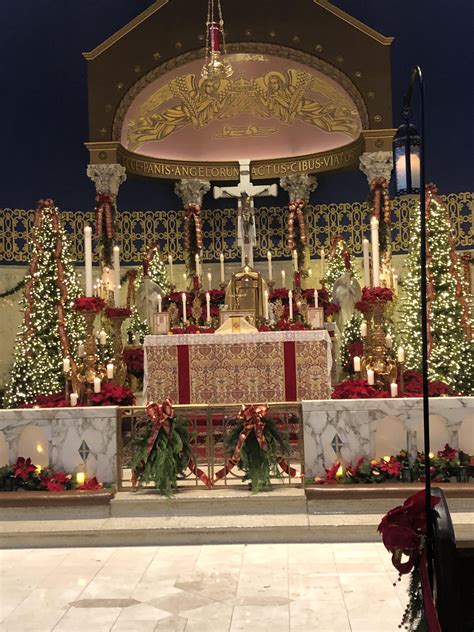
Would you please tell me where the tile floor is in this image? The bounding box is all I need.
[0,543,408,631]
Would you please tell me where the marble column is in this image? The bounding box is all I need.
[280,174,318,205]
[174,178,210,207]
[359,151,393,185]
[87,163,127,197]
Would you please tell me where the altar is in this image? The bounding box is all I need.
[144,330,332,404]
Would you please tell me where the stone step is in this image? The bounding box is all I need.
[111,486,307,517]
[1,511,472,549]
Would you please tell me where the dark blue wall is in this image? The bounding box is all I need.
[1,0,472,211]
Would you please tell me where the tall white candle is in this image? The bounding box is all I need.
[113,245,120,306]
[353,356,361,372]
[99,330,107,346]
[390,382,398,398]
[367,369,375,385]
[281,270,286,288]
[267,251,273,281]
[106,363,114,379]
[157,294,162,313]
[314,289,318,308]
[288,290,293,320]
[292,249,298,272]
[207,272,212,290]
[168,254,174,284]
[264,290,269,320]
[93,376,101,393]
[220,253,225,283]
[78,343,85,358]
[84,226,93,296]
[63,357,70,373]
[182,292,187,322]
[183,272,187,290]
[320,248,325,278]
[385,333,393,349]
[370,217,380,287]
[362,238,371,287]
[195,253,201,277]
[393,273,399,294]
[397,346,405,363]
[206,292,211,322]
[70,393,78,407]
[360,321,367,337]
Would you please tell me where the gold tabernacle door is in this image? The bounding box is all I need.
[224,265,268,321]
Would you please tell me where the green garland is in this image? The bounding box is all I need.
[131,417,192,497]
[400,564,428,631]
[0,277,26,299]
[224,417,289,493]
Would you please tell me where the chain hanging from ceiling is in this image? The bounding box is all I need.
[201,0,233,80]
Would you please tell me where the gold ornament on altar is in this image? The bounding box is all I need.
[224,264,269,321]
[360,301,397,389]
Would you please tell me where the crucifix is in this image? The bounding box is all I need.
[213,159,278,267]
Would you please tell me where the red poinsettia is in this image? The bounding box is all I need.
[23,392,67,408]
[123,347,144,378]
[90,382,136,406]
[13,457,37,481]
[356,287,393,312]
[437,444,458,460]
[324,303,340,318]
[257,324,273,332]
[77,476,102,490]
[105,307,132,319]
[332,378,390,399]
[401,370,453,398]
[208,289,225,304]
[269,288,289,301]
[74,296,105,313]
[379,456,402,477]
[40,469,71,492]
[345,341,364,372]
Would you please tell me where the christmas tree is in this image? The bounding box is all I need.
[325,236,355,297]
[4,200,85,407]
[397,186,474,395]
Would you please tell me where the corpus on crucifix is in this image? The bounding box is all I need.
[213,159,278,267]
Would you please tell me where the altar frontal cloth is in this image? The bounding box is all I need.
[144,330,331,404]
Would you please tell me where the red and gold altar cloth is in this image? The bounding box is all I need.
[144,330,332,404]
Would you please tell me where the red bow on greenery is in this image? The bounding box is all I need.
[184,203,203,251]
[213,404,269,483]
[287,199,307,249]
[378,490,442,631]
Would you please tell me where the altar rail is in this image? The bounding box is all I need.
[117,403,304,492]
[1,191,471,264]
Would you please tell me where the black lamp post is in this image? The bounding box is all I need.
[393,66,433,584]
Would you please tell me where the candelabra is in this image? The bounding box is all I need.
[71,312,106,405]
[360,303,397,389]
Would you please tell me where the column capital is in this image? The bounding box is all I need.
[359,151,393,184]
[87,163,127,196]
[280,174,318,204]
[174,179,211,207]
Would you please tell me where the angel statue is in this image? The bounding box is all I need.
[332,270,362,332]
[136,277,167,329]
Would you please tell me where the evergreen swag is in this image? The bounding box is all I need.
[131,399,192,497]
[224,405,289,493]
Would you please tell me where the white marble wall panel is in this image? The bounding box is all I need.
[303,397,474,476]
[0,407,118,483]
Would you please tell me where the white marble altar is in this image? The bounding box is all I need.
[0,407,117,483]
[303,397,474,477]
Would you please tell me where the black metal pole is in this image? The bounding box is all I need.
[404,65,432,584]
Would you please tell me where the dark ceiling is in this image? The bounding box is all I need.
[1,0,472,210]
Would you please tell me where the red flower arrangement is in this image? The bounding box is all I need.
[355,287,393,313]
[23,392,67,408]
[401,370,453,397]
[73,296,105,313]
[40,469,72,492]
[344,341,364,373]
[105,307,132,319]
[123,347,144,379]
[332,379,390,399]
[324,303,340,318]
[77,476,102,491]
[89,382,136,406]
[269,288,289,301]
[13,457,36,481]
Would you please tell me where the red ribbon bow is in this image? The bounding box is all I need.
[288,199,307,249]
[184,203,203,251]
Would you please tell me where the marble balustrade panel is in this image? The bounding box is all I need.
[302,397,474,477]
[0,407,118,483]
